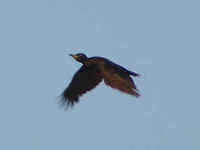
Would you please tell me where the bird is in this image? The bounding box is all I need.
[61,53,140,107]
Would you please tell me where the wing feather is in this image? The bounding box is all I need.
[61,65,102,107]
[103,61,140,97]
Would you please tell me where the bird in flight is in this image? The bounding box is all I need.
[61,53,140,107]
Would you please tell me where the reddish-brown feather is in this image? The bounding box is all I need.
[102,62,140,97]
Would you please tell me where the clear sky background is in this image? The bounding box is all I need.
[0,0,199,150]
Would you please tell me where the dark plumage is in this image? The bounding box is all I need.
[61,53,140,107]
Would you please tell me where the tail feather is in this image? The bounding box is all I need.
[129,71,140,77]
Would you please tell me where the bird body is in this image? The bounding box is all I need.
[61,53,140,107]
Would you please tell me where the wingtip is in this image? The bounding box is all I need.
[58,90,80,109]
[131,89,140,97]
[135,93,140,97]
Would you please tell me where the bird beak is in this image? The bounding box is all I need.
[69,54,78,59]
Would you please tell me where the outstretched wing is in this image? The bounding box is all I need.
[61,65,102,107]
[103,61,140,97]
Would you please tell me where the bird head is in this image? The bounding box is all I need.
[69,53,88,63]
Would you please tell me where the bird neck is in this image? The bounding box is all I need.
[82,60,90,66]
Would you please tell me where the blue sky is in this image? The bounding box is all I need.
[0,0,199,150]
